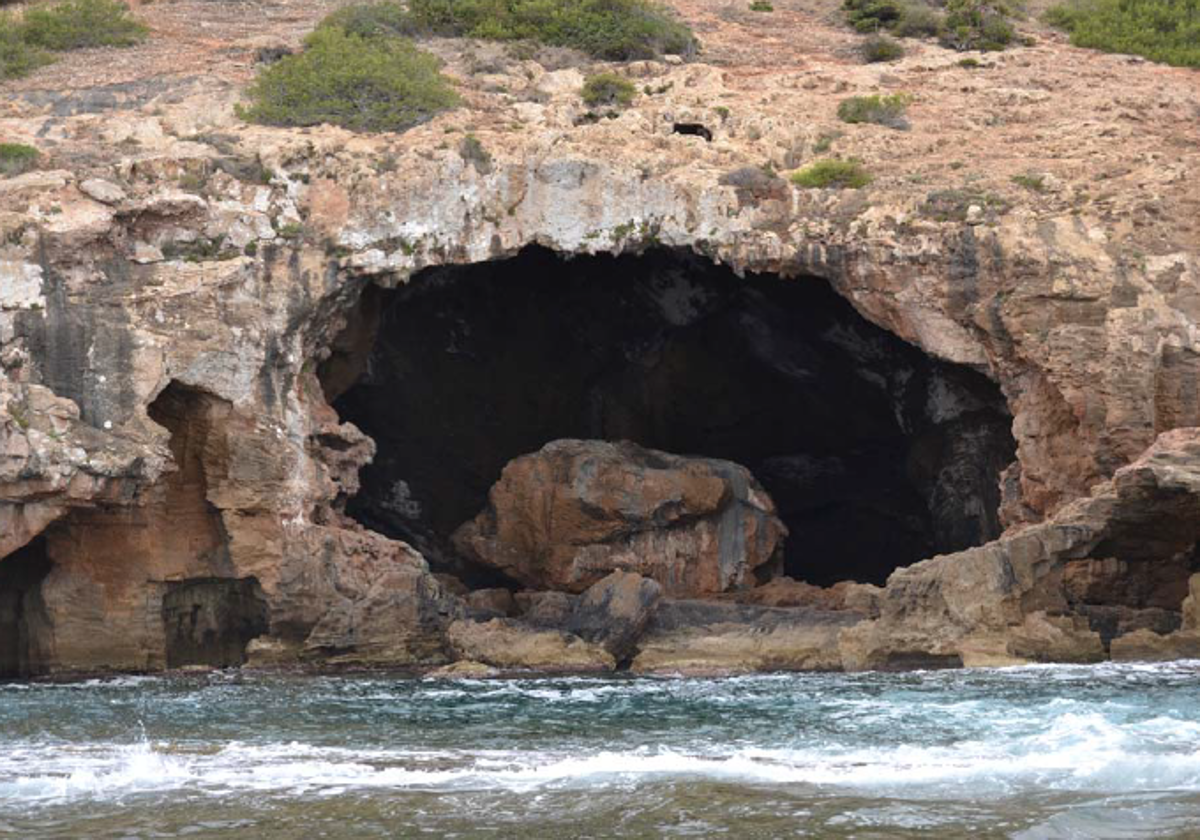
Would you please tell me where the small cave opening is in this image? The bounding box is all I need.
[324,247,1016,590]
[672,123,713,141]
[162,577,269,669]
[0,537,52,679]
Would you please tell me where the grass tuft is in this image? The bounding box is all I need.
[791,159,872,189]
[837,93,911,129]
[581,72,635,107]
[0,142,40,177]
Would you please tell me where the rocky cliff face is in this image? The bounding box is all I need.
[1,0,1198,677]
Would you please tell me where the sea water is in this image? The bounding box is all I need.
[3,662,1200,838]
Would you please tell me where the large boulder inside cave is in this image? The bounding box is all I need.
[452,439,787,597]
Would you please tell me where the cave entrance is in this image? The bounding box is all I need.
[0,537,52,679]
[162,577,268,669]
[325,247,1016,589]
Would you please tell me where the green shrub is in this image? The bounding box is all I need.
[749,0,774,10]
[844,0,905,31]
[238,26,459,133]
[812,130,842,153]
[362,0,697,60]
[837,93,911,129]
[319,1,413,39]
[21,0,147,51]
[0,143,40,177]
[1045,0,1199,68]
[1011,173,1046,191]
[939,0,1015,50]
[0,15,52,79]
[791,159,872,189]
[581,72,635,107]
[846,0,947,37]
[892,2,944,35]
[861,34,905,60]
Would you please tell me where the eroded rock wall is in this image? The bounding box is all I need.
[0,5,1198,673]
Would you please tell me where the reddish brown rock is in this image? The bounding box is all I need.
[452,439,787,597]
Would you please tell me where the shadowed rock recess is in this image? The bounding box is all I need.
[330,247,1016,590]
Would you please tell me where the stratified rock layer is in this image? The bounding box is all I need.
[452,440,787,596]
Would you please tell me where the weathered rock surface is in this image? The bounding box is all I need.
[446,618,616,673]
[632,600,859,675]
[425,659,501,679]
[841,430,1200,669]
[567,571,662,661]
[453,439,786,596]
[720,577,883,618]
[0,0,1198,675]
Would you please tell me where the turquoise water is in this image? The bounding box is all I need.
[3,663,1200,838]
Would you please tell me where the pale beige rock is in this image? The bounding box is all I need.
[79,179,127,205]
[1110,629,1200,662]
[632,601,855,675]
[446,618,616,673]
[425,660,500,679]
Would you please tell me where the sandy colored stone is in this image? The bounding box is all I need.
[446,618,616,673]
[79,179,127,205]
[1110,629,1200,662]
[425,660,500,679]
[632,600,858,675]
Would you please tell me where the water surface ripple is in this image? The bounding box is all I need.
[3,662,1200,838]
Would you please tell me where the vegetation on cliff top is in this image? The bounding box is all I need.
[837,93,912,129]
[1044,0,1200,68]
[1,0,144,80]
[21,0,147,50]
[0,16,51,79]
[860,33,905,61]
[790,159,873,189]
[238,26,458,132]
[581,72,636,107]
[843,0,1016,51]
[0,142,40,176]
[323,0,696,60]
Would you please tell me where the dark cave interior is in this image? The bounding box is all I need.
[323,246,1017,589]
[0,536,51,679]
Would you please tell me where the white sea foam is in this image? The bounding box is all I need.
[4,707,1200,808]
[4,663,1200,820]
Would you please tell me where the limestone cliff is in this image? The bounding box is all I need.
[1,0,1198,676]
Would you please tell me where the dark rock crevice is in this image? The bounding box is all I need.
[162,577,269,668]
[0,537,53,679]
[327,246,1017,589]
